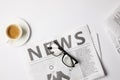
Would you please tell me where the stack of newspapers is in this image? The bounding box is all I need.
[25,25,105,80]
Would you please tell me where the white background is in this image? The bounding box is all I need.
[0,0,120,80]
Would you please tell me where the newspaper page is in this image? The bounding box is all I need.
[88,27,102,60]
[25,25,105,80]
[91,33,102,59]
[106,5,120,54]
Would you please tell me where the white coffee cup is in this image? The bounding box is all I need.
[5,23,23,40]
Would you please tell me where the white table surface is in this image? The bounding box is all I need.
[0,0,120,80]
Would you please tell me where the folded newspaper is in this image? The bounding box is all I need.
[25,25,105,80]
[106,5,120,54]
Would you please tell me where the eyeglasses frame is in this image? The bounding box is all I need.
[48,40,78,67]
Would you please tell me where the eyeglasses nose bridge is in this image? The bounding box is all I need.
[47,47,52,50]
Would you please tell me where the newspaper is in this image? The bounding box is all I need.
[106,5,120,54]
[25,25,105,80]
[89,29,102,60]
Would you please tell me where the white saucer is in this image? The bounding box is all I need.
[5,18,31,47]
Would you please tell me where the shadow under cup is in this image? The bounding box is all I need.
[6,24,23,40]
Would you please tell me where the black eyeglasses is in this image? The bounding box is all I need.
[47,40,78,67]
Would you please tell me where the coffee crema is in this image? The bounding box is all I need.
[7,24,20,39]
